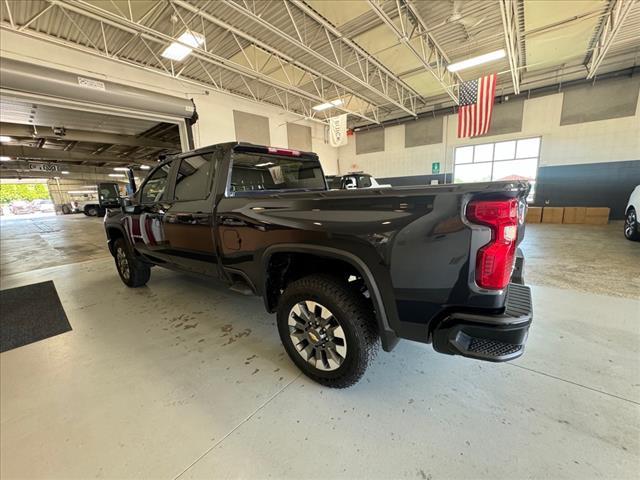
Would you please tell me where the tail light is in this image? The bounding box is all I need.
[466,198,519,290]
[267,147,300,156]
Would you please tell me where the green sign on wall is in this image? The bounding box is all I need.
[432,162,440,174]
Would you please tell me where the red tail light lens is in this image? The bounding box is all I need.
[466,198,519,290]
[267,147,300,156]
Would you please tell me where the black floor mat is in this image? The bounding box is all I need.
[0,280,71,353]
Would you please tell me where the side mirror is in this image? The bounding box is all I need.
[98,182,122,209]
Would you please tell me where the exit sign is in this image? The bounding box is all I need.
[432,162,440,174]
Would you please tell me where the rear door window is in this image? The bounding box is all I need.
[174,153,216,201]
[229,152,325,194]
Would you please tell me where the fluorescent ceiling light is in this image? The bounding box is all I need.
[140,165,151,170]
[0,136,13,143]
[161,31,205,61]
[68,190,96,194]
[108,173,126,178]
[312,99,344,111]
[447,49,506,72]
[61,171,70,174]
[0,156,11,161]
[113,167,129,171]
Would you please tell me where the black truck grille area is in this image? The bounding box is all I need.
[468,338,523,357]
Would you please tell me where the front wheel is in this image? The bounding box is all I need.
[113,238,150,287]
[624,208,640,241]
[277,274,379,388]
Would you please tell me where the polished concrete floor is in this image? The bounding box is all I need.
[1,216,638,479]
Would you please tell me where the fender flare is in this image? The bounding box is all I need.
[104,223,128,256]
[262,244,398,351]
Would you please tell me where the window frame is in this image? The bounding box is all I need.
[453,136,542,202]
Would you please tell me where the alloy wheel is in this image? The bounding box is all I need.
[288,300,347,371]
[625,210,636,239]
[116,247,130,280]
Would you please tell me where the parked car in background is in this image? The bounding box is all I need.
[30,199,55,213]
[624,185,640,241]
[9,200,32,215]
[327,172,391,190]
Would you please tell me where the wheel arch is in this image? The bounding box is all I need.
[262,244,398,351]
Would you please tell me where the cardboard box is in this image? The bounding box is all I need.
[585,207,610,225]
[542,207,564,224]
[525,206,542,224]
[563,207,587,224]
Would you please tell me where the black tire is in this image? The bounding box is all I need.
[84,205,98,216]
[61,204,71,215]
[277,274,379,388]
[624,207,640,241]
[113,237,150,287]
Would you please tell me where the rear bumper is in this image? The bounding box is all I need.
[432,282,533,362]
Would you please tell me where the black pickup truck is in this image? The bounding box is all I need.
[101,142,533,387]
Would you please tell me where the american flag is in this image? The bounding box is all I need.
[457,73,497,138]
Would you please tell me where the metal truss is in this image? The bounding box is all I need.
[0,0,383,124]
[499,0,524,95]
[586,0,636,79]
[367,0,460,104]
[226,0,420,117]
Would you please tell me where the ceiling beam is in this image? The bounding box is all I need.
[0,123,178,149]
[586,0,636,79]
[367,0,460,104]
[227,0,419,117]
[0,145,157,165]
[0,159,150,176]
[171,0,381,123]
[499,0,524,95]
[51,0,379,123]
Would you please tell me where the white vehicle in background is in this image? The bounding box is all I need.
[624,185,640,241]
[327,172,392,190]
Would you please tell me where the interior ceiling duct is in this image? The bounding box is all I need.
[0,58,197,123]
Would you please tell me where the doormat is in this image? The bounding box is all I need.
[0,280,71,353]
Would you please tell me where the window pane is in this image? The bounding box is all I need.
[230,153,325,193]
[455,146,473,164]
[140,164,170,203]
[494,141,516,160]
[491,158,538,182]
[516,137,541,159]
[454,163,492,183]
[474,143,493,163]
[174,154,215,201]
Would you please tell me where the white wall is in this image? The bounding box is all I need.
[0,30,339,174]
[338,89,640,178]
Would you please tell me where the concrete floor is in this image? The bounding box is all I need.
[1,216,638,479]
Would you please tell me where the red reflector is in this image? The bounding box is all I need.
[267,147,300,156]
[466,199,519,290]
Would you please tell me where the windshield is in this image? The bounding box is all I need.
[230,152,325,194]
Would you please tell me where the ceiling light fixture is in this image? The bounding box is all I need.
[161,31,205,61]
[312,99,344,112]
[0,136,13,143]
[113,167,129,171]
[447,49,506,72]
[108,173,126,178]
[0,156,11,161]
[61,171,70,174]
[140,165,151,170]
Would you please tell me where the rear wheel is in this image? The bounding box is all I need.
[624,207,639,241]
[277,274,379,388]
[113,238,150,287]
